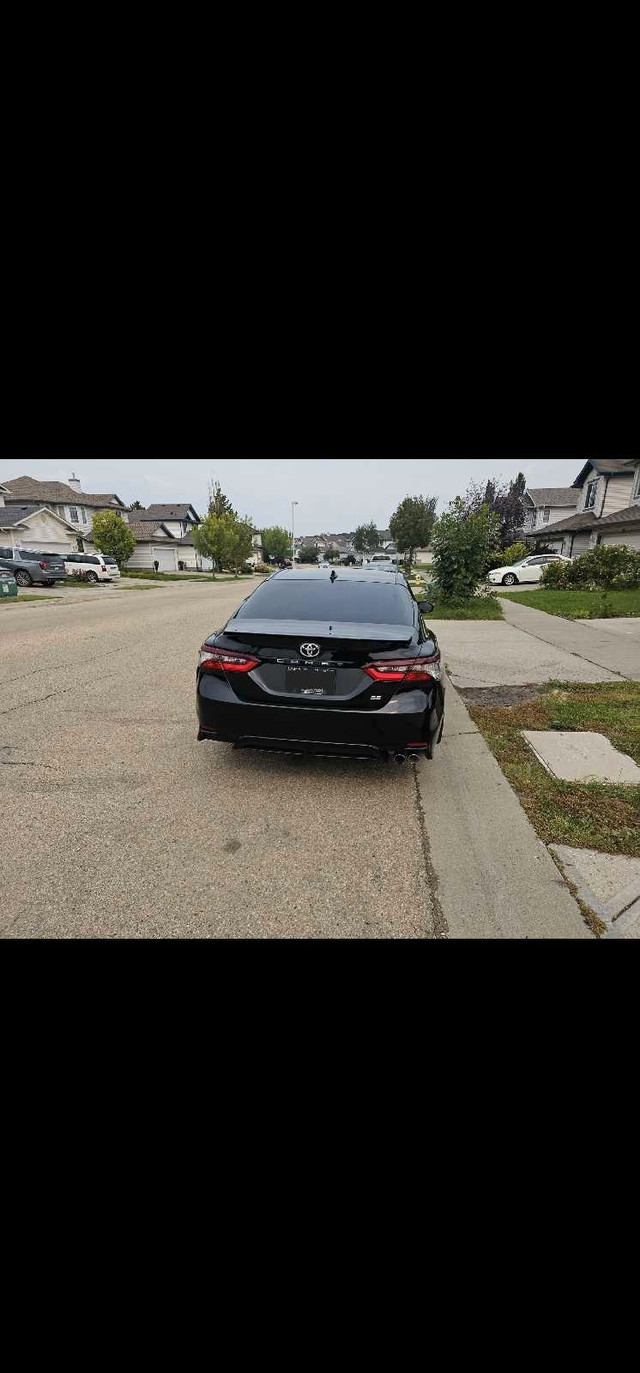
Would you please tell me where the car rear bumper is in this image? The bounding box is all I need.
[197,673,444,757]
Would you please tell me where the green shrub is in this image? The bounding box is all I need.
[254,562,274,575]
[431,501,502,599]
[497,541,530,567]
[542,544,640,592]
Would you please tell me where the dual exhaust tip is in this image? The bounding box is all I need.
[394,752,422,765]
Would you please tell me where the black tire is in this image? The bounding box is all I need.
[42,580,55,587]
[86,572,99,583]
[15,570,32,587]
[502,573,518,586]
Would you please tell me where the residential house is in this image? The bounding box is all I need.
[527,457,639,557]
[522,488,579,536]
[0,495,87,556]
[0,473,130,548]
[135,504,201,539]
[125,521,181,572]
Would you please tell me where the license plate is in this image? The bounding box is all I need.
[286,667,336,696]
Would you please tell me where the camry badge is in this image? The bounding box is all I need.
[300,642,321,659]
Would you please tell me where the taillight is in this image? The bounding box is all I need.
[199,645,260,673]
[40,561,47,570]
[364,655,441,683]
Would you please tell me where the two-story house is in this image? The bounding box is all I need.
[521,488,579,536]
[527,457,639,557]
[0,473,130,550]
[135,503,201,539]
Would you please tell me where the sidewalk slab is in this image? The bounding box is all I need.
[549,845,640,922]
[497,598,640,681]
[419,685,592,939]
[435,621,616,687]
[522,731,640,784]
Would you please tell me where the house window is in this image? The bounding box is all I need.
[633,469,640,502]
[542,507,550,524]
[69,507,79,522]
[584,480,599,510]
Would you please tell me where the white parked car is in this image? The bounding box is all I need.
[488,554,570,587]
[364,553,400,571]
[64,552,121,583]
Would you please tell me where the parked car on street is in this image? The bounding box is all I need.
[64,552,121,583]
[487,554,570,587]
[0,547,67,587]
[196,567,444,763]
[364,553,400,571]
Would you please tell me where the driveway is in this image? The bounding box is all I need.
[0,584,590,939]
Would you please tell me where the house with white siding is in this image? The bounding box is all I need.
[125,521,181,572]
[0,473,129,548]
[522,487,578,535]
[0,500,86,556]
[526,456,639,557]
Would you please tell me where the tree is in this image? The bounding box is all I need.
[389,495,437,567]
[459,472,527,549]
[193,512,253,578]
[298,544,319,563]
[261,526,291,562]
[208,479,236,518]
[130,500,144,510]
[353,522,379,555]
[91,510,136,569]
[431,499,501,600]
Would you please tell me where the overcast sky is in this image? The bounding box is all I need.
[1,456,585,534]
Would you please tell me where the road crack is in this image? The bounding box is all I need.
[411,763,449,939]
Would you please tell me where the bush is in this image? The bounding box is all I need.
[497,541,530,567]
[541,545,640,591]
[431,501,502,599]
[254,562,274,575]
[70,569,96,584]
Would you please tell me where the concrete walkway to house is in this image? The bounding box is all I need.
[497,597,640,682]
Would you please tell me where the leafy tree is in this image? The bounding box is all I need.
[261,526,291,562]
[193,512,235,578]
[389,495,437,567]
[298,544,319,563]
[431,499,502,599]
[208,479,237,519]
[459,472,527,549]
[130,500,144,510]
[353,522,379,555]
[91,510,136,568]
[225,517,254,576]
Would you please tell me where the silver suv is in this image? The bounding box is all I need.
[0,546,67,587]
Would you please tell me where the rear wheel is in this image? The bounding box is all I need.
[15,570,32,587]
[502,573,518,586]
[86,571,99,583]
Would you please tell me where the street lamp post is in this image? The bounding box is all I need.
[291,501,298,563]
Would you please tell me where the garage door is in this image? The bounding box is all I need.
[601,531,640,550]
[571,533,591,558]
[152,545,178,573]
[17,539,73,556]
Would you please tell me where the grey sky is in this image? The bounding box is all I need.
[1,456,584,535]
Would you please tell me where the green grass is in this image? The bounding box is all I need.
[468,682,640,857]
[122,570,255,583]
[0,594,62,606]
[426,596,503,621]
[506,588,640,619]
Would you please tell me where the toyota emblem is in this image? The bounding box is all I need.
[300,642,321,659]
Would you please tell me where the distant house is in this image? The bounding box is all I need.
[522,487,578,535]
[0,473,129,548]
[125,521,180,572]
[135,503,201,539]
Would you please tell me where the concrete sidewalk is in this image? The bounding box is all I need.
[498,597,640,681]
[418,686,592,939]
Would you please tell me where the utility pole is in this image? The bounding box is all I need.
[291,501,298,563]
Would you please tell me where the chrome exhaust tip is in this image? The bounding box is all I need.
[394,753,407,765]
[407,753,421,764]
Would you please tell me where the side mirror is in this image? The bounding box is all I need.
[418,599,434,614]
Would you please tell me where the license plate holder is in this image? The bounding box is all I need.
[286,667,336,696]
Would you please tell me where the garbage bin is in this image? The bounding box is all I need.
[0,572,18,598]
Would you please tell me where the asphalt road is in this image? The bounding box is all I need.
[0,582,593,939]
[0,583,439,939]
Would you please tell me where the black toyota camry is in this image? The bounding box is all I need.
[196,567,445,763]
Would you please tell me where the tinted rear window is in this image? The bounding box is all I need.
[236,577,414,625]
[102,557,117,565]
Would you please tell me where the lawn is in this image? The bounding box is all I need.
[506,588,640,619]
[425,596,503,621]
[0,594,62,606]
[467,682,640,858]
[122,570,256,583]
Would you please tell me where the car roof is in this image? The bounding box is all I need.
[271,567,407,586]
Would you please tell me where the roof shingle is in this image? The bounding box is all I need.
[525,488,578,508]
[0,476,128,509]
[137,504,200,522]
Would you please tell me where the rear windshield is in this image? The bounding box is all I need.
[102,557,117,565]
[236,577,415,625]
